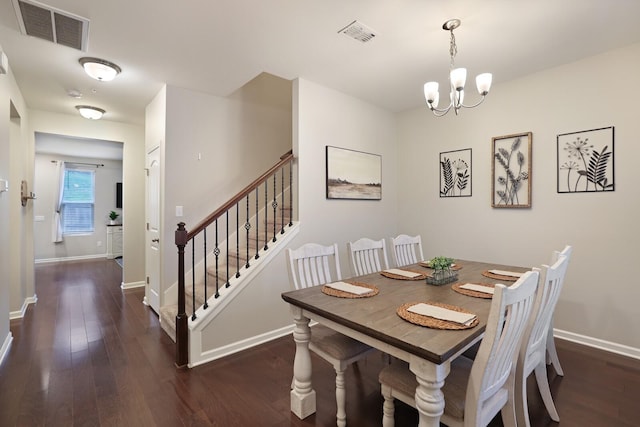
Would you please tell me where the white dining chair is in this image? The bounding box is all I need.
[285,242,373,427]
[347,237,390,276]
[390,234,424,267]
[514,254,570,426]
[546,245,572,377]
[379,270,539,427]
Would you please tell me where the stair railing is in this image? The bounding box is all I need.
[174,150,294,367]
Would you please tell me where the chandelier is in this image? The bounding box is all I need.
[424,19,492,117]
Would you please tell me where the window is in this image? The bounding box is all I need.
[61,168,95,234]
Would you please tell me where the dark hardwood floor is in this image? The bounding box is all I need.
[1,259,638,426]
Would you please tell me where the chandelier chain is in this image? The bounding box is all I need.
[449,30,457,71]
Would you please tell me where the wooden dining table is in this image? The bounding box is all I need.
[281,259,529,427]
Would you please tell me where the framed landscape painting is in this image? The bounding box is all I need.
[326,146,382,200]
[491,132,532,208]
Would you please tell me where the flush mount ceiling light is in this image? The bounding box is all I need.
[76,105,105,120]
[79,57,121,81]
[424,19,492,117]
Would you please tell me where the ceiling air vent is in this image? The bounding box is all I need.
[12,0,89,51]
[338,20,377,43]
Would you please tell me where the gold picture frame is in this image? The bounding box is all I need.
[491,132,532,208]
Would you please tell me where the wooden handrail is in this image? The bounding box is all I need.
[186,150,293,240]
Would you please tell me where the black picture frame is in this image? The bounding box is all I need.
[556,126,615,193]
[439,148,472,197]
[326,146,382,200]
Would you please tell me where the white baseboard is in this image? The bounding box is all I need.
[35,253,106,264]
[554,328,640,360]
[9,294,38,320]
[121,281,145,290]
[189,325,294,368]
[0,332,13,367]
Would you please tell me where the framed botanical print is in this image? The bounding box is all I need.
[440,148,472,197]
[491,132,532,208]
[557,126,614,193]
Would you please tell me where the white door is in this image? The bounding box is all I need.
[146,146,161,313]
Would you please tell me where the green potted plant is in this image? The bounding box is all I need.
[108,210,119,225]
[426,256,457,285]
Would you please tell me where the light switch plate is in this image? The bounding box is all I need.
[0,179,8,192]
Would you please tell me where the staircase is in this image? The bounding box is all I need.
[164,150,295,367]
[159,208,292,342]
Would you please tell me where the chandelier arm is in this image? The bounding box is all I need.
[428,103,453,116]
[459,95,487,110]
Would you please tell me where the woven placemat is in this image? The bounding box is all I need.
[397,301,478,330]
[418,262,463,271]
[321,281,379,298]
[452,282,495,299]
[380,269,427,281]
[481,270,520,281]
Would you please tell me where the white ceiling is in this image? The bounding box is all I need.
[2,0,640,127]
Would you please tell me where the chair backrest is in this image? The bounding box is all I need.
[347,237,390,276]
[286,243,342,290]
[390,234,424,267]
[465,269,539,426]
[551,245,573,264]
[519,255,570,373]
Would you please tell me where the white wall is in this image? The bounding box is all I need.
[28,111,145,287]
[33,154,122,261]
[396,42,640,352]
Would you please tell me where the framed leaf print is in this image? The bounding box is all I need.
[491,132,532,208]
[557,126,614,193]
[440,148,472,197]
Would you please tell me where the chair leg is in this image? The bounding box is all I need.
[546,324,564,376]
[381,384,395,427]
[335,367,346,427]
[514,368,531,427]
[534,362,560,422]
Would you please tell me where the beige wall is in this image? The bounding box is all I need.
[0,45,30,355]
[153,74,293,306]
[396,42,640,352]
[200,77,400,351]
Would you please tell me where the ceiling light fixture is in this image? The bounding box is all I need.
[79,57,121,81]
[76,105,105,120]
[424,19,492,117]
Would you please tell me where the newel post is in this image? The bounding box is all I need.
[175,222,189,368]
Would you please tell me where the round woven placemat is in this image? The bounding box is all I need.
[452,282,495,299]
[481,270,519,281]
[418,262,463,271]
[397,301,478,330]
[380,269,427,280]
[321,281,379,299]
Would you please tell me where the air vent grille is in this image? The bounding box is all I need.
[338,20,377,43]
[13,0,89,51]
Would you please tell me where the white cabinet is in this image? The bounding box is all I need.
[107,225,123,259]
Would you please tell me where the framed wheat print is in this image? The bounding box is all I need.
[326,146,382,200]
[557,126,614,193]
[492,132,532,208]
[440,148,472,197]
